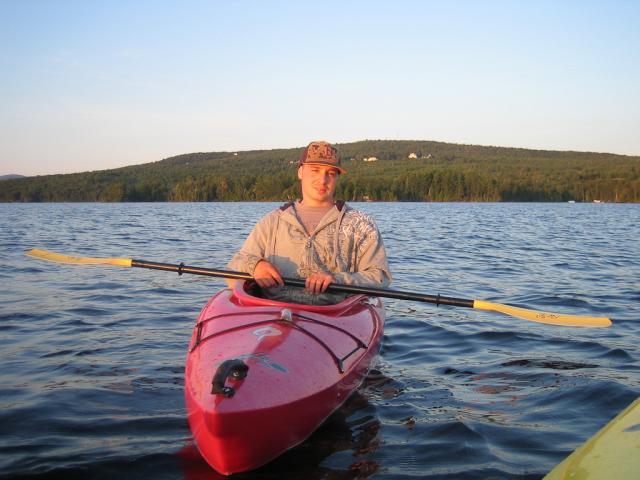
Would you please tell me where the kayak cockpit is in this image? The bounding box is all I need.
[232,280,370,314]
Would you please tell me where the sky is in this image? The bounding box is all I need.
[0,0,638,176]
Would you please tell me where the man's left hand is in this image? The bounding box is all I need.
[305,272,334,295]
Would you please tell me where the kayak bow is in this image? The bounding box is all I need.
[544,397,640,479]
[184,282,385,474]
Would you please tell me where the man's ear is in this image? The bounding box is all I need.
[297,166,303,180]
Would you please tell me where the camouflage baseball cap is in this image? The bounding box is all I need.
[298,141,346,174]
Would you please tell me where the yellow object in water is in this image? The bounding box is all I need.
[544,397,640,479]
[26,248,132,267]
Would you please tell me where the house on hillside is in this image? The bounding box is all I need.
[408,152,418,159]
[363,157,378,162]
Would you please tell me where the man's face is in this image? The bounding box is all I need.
[298,164,340,207]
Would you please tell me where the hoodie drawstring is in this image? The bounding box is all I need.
[332,207,346,270]
[268,213,280,259]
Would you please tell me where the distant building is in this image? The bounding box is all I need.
[363,157,378,162]
[408,153,418,159]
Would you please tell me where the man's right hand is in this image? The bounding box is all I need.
[253,260,284,288]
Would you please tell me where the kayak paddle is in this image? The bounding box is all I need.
[26,248,612,328]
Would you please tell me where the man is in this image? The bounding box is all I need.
[227,140,391,304]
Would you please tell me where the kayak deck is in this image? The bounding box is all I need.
[184,283,385,474]
[544,397,640,479]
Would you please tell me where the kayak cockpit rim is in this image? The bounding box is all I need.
[190,282,381,374]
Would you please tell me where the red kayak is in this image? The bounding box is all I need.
[184,282,385,475]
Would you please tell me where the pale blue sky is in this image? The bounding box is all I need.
[1,0,638,176]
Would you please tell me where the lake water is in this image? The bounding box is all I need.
[1,202,638,479]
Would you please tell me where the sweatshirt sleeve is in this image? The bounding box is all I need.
[226,214,273,274]
[331,223,392,288]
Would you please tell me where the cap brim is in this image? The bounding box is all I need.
[300,161,346,174]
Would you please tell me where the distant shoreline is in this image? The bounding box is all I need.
[2,200,636,205]
[2,140,638,203]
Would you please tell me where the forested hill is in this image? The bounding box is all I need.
[0,174,25,181]
[1,140,638,202]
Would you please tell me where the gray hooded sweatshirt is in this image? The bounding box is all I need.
[227,201,392,304]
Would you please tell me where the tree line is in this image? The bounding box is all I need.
[1,140,638,202]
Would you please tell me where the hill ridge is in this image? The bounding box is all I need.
[1,139,638,202]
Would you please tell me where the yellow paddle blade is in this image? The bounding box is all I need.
[473,300,612,328]
[26,249,132,268]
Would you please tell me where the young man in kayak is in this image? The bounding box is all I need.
[227,140,392,305]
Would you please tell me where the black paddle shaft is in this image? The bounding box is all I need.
[130,259,475,309]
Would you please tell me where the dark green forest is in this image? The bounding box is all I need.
[1,140,638,202]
